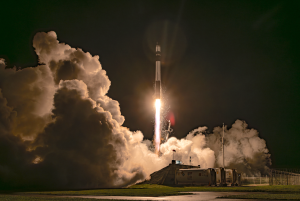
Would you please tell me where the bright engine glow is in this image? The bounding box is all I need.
[155,99,161,154]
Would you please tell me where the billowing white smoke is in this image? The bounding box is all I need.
[160,127,216,168]
[206,120,271,175]
[121,127,216,179]
[0,32,270,189]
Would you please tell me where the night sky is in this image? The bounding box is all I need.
[1,0,300,168]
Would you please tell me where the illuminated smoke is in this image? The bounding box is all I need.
[0,32,271,190]
[206,120,271,176]
[0,32,147,189]
[154,99,161,154]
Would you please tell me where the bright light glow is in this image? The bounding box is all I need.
[154,99,161,155]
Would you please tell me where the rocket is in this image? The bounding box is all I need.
[155,43,161,99]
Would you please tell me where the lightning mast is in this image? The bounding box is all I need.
[222,123,225,168]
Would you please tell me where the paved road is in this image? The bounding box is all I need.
[64,192,270,201]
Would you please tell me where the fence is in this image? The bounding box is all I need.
[241,169,300,186]
[241,175,269,186]
[269,169,300,185]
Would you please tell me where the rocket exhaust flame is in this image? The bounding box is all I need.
[155,99,161,154]
[154,43,162,155]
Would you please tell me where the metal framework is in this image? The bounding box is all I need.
[269,169,300,185]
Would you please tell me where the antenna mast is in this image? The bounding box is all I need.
[222,123,225,168]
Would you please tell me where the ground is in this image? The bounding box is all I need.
[2,184,300,200]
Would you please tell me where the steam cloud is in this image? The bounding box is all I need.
[0,32,270,189]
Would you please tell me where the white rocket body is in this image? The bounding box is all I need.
[155,44,161,99]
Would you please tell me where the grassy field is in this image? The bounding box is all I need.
[0,194,138,201]
[17,184,300,197]
[20,185,188,197]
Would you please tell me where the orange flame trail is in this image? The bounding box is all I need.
[154,99,161,155]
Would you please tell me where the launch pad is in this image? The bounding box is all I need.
[140,160,241,187]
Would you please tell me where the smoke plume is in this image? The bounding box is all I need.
[206,120,271,175]
[0,32,270,189]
